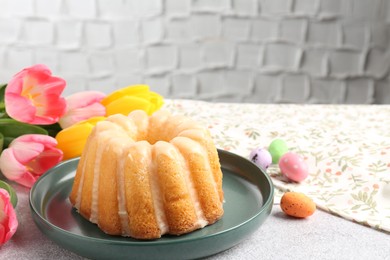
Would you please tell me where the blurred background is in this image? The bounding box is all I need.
[0,0,389,103]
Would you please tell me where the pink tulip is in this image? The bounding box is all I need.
[59,91,106,129]
[0,188,18,246]
[0,134,63,188]
[5,64,67,125]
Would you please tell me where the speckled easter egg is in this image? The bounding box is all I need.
[280,192,316,218]
[268,139,288,164]
[279,152,309,182]
[249,147,272,170]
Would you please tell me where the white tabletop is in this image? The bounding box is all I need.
[2,184,389,260]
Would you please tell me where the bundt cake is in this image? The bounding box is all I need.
[69,110,224,239]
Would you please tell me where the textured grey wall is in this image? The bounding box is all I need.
[0,0,389,103]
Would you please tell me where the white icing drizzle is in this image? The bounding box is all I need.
[89,128,123,223]
[171,141,208,228]
[89,138,105,223]
[117,144,131,236]
[75,157,87,209]
[149,143,169,235]
[200,143,221,205]
[178,130,220,202]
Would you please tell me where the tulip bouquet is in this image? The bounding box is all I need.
[0,64,164,245]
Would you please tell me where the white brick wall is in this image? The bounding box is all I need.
[0,0,389,103]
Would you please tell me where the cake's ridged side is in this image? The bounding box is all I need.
[148,110,171,143]
[172,139,208,229]
[116,143,131,236]
[153,141,200,235]
[73,133,99,212]
[127,110,149,140]
[104,114,141,235]
[159,115,194,140]
[69,130,91,206]
[172,137,224,224]
[106,114,138,140]
[90,123,123,222]
[96,136,123,235]
[124,141,162,239]
[147,142,169,236]
[171,115,204,137]
[178,129,224,203]
[77,132,99,220]
[72,122,121,223]
[89,138,103,223]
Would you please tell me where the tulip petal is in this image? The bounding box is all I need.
[33,94,67,124]
[59,102,106,129]
[15,134,58,147]
[0,181,18,208]
[24,64,51,79]
[39,76,66,96]
[11,135,62,174]
[0,148,27,181]
[3,93,36,123]
[66,91,106,110]
[56,117,106,160]
[0,224,5,243]
[0,189,18,245]
[13,173,37,188]
[11,141,43,164]
[0,134,63,188]
[101,85,150,106]
[28,148,63,174]
[5,64,66,125]
[149,92,164,112]
[105,96,151,116]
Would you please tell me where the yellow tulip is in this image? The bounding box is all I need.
[56,85,163,160]
[101,85,164,116]
[56,116,106,160]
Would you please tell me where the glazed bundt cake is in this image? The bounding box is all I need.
[69,110,224,239]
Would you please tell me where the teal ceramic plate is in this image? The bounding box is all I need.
[30,149,274,260]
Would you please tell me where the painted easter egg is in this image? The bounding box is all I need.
[249,147,272,170]
[280,192,316,218]
[279,152,309,182]
[268,139,288,164]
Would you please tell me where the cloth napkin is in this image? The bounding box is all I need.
[165,99,390,232]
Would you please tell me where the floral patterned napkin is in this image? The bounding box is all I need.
[165,99,390,232]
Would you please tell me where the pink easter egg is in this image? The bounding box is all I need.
[279,152,309,182]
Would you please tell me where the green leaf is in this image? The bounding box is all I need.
[351,205,361,210]
[3,136,17,148]
[0,118,48,148]
[0,84,6,113]
[0,118,48,136]
[362,192,368,202]
[358,191,363,200]
[0,132,3,153]
[0,84,6,100]
[38,123,62,137]
[0,180,18,208]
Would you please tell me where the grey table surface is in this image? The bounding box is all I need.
[2,183,389,260]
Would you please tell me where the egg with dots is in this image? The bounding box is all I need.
[280,192,316,218]
[249,147,272,170]
[279,152,309,182]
